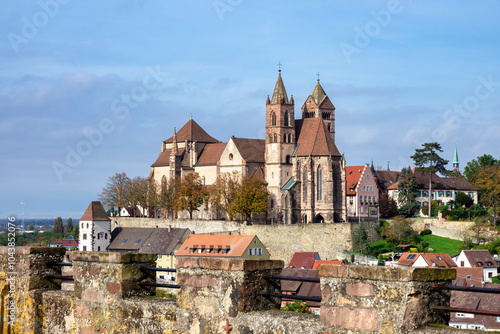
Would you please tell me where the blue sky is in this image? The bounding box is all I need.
[1,1,500,219]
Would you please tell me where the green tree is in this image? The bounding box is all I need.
[379,193,398,218]
[397,167,418,217]
[455,192,474,209]
[381,216,420,246]
[99,172,132,213]
[232,176,269,223]
[53,217,64,234]
[160,176,180,219]
[209,171,240,220]
[27,223,35,231]
[377,255,385,266]
[178,172,208,219]
[65,218,74,233]
[474,165,500,227]
[464,154,499,183]
[147,178,161,218]
[410,142,449,217]
[352,222,369,254]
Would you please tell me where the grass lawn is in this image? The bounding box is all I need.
[421,234,463,256]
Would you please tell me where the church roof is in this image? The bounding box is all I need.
[80,201,110,221]
[151,148,186,167]
[453,144,459,164]
[232,137,265,163]
[294,118,341,157]
[164,119,218,143]
[271,71,289,104]
[251,166,267,184]
[196,142,227,166]
[310,80,327,105]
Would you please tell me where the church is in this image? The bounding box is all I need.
[150,71,346,224]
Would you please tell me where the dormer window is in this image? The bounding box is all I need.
[189,248,195,254]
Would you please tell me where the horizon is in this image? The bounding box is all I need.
[2,1,499,219]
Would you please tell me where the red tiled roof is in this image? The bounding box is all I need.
[455,267,484,285]
[288,252,320,269]
[80,201,110,221]
[345,166,365,196]
[165,119,219,143]
[312,260,342,269]
[151,148,186,167]
[232,137,265,163]
[295,118,340,157]
[397,252,423,267]
[196,143,227,166]
[417,253,457,268]
[175,234,258,257]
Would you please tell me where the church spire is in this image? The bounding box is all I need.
[453,144,460,173]
[310,80,327,105]
[271,70,289,104]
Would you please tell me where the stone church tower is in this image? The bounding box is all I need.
[265,71,346,224]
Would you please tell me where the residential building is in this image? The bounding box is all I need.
[346,164,379,218]
[175,234,270,259]
[287,252,320,269]
[150,71,347,224]
[47,235,79,250]
[108,226,191,281]
[454,250,499,283]
[397,252,457,268]
[78,201,111,252]
[387,168,478,208]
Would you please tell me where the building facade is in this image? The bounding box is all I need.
[78,201,111,252]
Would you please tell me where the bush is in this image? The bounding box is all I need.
[492,275,500,284]
[281,300,311,314]
[377,255,385,266]
[420,229,432,236]
[369,240,392,257]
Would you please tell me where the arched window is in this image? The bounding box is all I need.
[317,166,323,201]
[327,123,331,132]
[268,134,272,143]
[271,112,276,126]
[286,155,291,164]
[283,134,287,143]
[284,111,289,126]
[288,133,292,143]
[273,133,277,143]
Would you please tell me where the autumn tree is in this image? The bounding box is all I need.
[475,165,500,227]
[209,171,240,220]
[177,172,207,219]
[128,176,149,217]
[53,217,64,234]
[410,142,449,217]
[99,172,132,213]
[397,167,418,217]
[378,193,398,218]
[232,176,269,223]
[381,216,420,246]
[464,154,499,183]
[146,178,161,218]
[160,176,181,219]
[65,218,74,233]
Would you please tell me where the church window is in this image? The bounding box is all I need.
[284,111,289,126]
[284,134,287,143]
[317,167,323,201]
[286,155,291,164]
[288,133,292,143]
[327,123,331,131]
[273,134,277,143]
[271,113,276,126]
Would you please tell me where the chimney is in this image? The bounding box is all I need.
[168,225,171,232]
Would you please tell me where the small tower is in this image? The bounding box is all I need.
[265,70,296,212]
[453,144,460,174]
[301,77,336,142]
[170,128,181,177]
[79,201,111,252]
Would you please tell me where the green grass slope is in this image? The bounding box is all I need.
[421,234,463,256]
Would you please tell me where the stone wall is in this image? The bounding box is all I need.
[112,217,381,263]
[0,247,459,334]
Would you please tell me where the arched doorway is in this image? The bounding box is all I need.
[315,214,324,224]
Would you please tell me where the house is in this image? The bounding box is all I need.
[78,201,111,252]
[449,288,500,331]
[175,234,270,259]
[453,250,499,283]
[387,168,478,209]
[47,235,79,249]
[280,268,321,315]
[346,164,379,218]
[287,252,321,269]
[108,226,191,281]
[119,207,143,217]
[397,252,456,268]
[150,71,347,224]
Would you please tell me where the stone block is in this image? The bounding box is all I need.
[81,327,95,334]
[107,282,122,295]
[346,282,374,297]
[89,265,100,277]
[75,305,89,318]
[319,264,348,278]
[320,306,378,331]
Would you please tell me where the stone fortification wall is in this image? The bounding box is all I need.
[112,217,380,263]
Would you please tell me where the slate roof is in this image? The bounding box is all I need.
[387,168,477,191]
[151,148,186,167]
[463,250,498,268]
[175,234,258,257]
[450,289,500,329]
[288,252,320,269]
[294,118,341,157]
[346,166,365,196]
[271,71,289,105]
[454,267,484,286]
[231,137,265,163]
[310,81,327,106]
[374,170,400,191]
[164,119,219,143]
[251,166,267,184]
[80,201,110,221]
[281,268,321,307]
[108,227,189,254]
[196,143,227,166]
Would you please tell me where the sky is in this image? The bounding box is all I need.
[1,1,500,219]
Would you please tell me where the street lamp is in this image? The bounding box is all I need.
[21,202,25,233]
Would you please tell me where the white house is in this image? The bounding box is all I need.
[79,201,111,252]
[453,250,499,283]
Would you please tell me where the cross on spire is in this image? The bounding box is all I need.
[277,61,282,72]
[316,72,320,82]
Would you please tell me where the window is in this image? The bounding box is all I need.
[214,249,219,254]
[222,249,228,254]
[461,261,464,267]
[455,313,474,318]
[83,234,87,240]
[98,246,101,251]
[496,316,500,322]
[273,134,277,143]
[197,249,202,254]
[229,153,233,160]
[284,111,289,126]
[259,248,263,255]
[271,112,276,126]
[83,246,87,251]
[86,223,89,228]
[466,275,472,279]
[317,167,323,201]
[158,255,162,260]
[159,275,164,279]
[206,249,211,254]
[407,254,416,260]
[248,249,253,256]
[105,233,107,239]
[190,248,194,254]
